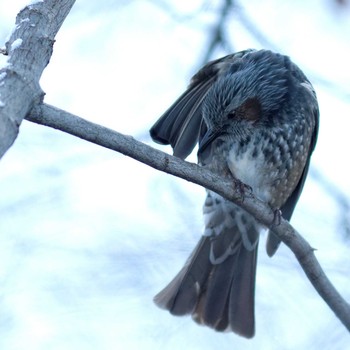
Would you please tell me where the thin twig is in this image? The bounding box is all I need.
[235,2,350,100]
[199,0,235,66]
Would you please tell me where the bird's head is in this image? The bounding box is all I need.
[199,50,290,153]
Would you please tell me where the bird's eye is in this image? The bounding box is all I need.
[227,111,236,119]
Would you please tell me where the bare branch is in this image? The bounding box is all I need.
[26,102,350,332]
[0,0,75,159]
[199,0,235,66]
[235,2,350,101]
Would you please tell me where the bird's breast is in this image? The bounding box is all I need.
[226,129,309,208]
[227,139,273,203]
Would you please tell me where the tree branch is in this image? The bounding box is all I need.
[26,102,350,332]
[0,0,75,159]
[199,0,235,66]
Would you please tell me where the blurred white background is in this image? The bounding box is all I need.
[0,0,349,349]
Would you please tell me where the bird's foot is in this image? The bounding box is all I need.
[235,179,252,202]
[271,208,282,227]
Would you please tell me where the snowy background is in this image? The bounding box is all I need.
[0,0,350,349]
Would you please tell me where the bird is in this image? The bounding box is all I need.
[149,49,319,338]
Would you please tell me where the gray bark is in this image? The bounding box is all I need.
[0,0,75,158]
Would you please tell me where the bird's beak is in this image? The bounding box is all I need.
[198,128,224,154]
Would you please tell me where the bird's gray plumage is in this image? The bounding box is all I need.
[150,49,319,338]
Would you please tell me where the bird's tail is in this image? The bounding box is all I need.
[154,199,259,338]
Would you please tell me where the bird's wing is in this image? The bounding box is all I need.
[150,49,254,159]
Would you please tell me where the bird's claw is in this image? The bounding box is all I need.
[271,209,282,227]
[235,179,252,202]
